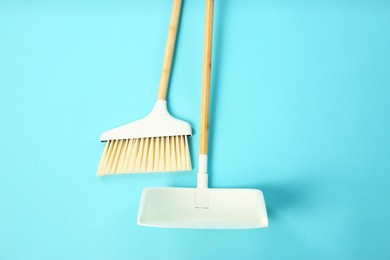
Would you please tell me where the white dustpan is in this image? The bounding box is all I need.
[138,0,268,229]
[138,155,268,229]
[138,187,268,229]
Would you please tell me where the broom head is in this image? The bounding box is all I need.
[97,100,192,175]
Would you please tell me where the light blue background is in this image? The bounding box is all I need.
[1,0,390,259]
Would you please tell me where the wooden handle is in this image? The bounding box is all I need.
[200,0,214,155]
[157,0,183,100]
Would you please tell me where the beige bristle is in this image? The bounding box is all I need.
[165,136,171,170]
[96,135,191,175]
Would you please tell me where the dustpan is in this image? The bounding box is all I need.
[137,0,268,229]
[138,187,268,229]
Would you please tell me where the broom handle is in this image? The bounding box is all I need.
[200,0,214,155]
[197,0,214,189]
[157,0,183,100]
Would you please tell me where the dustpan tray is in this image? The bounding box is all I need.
[138,187,268,229]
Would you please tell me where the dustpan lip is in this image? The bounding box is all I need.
[141,186,264,192]
[137,187,269,229]
[137,221,268,229]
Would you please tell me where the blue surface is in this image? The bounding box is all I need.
[1,0,390,259]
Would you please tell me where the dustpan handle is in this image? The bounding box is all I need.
[197,0,214,189]
[200,0,214,155]
[157,0,183,100]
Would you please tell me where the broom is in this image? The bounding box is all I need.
[97,0,191,175]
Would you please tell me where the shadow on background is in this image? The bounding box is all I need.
[207,0,229,176]
[258,183,307,219]
[237,178,319,221]
[165,0,185,102]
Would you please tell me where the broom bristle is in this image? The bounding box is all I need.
[97,135,191,175]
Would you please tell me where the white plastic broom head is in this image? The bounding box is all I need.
[97,99,192,175]
[101,99,191,141]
